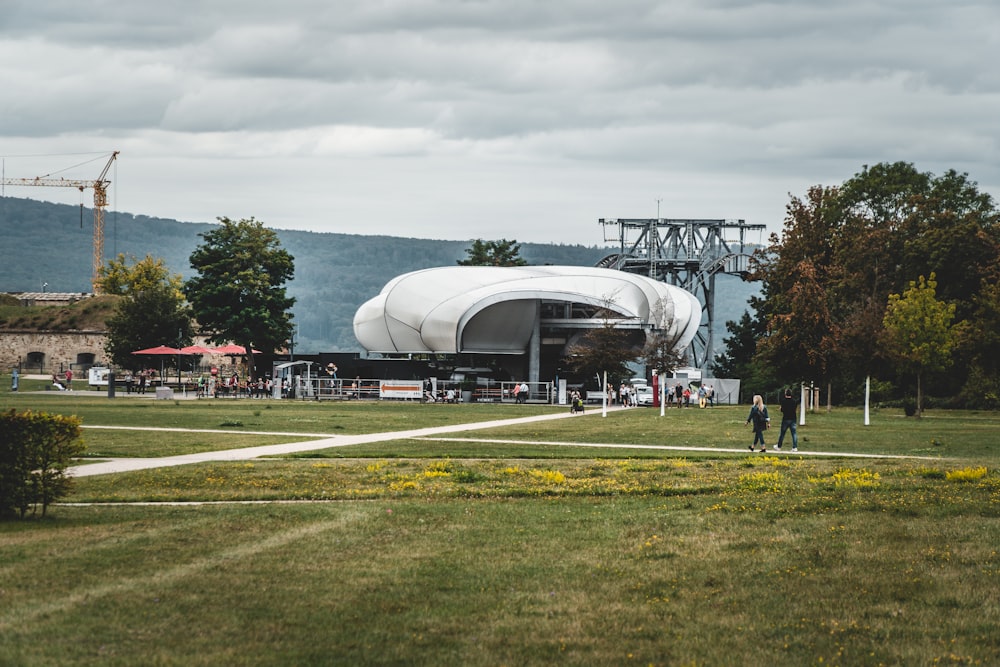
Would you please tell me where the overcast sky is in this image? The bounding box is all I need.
[2,0,997,245]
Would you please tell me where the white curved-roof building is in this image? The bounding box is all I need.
[353,265,701,356]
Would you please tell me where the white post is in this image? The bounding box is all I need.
[864,375,871,426]
[659,371,665,417]
[799,383,807,426]
[602,371,608,417]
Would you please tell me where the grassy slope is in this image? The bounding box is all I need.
[0,295,117,331]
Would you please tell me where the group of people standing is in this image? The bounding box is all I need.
[665,383,715,408]
[212,372,279,398]
[122,370,152,394]
[746,388,799,453]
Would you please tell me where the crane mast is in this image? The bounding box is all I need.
[1,151,119,292]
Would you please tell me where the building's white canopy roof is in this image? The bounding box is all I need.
[353,265,702,354]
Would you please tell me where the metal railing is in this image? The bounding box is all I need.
[283,377,554,404]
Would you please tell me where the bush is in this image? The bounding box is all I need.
[0,409,84,519]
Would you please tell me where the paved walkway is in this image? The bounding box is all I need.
[69,405,941,478]
[69,407,613,477]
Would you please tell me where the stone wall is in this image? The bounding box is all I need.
[1,330,108,374]
[2,330,256,379]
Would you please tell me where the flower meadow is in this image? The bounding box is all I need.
[70,455,998,516]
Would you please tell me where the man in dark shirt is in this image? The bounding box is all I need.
[776,387,799,452]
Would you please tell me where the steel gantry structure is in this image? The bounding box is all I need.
[1,151,119,292]
[596,217,766,370]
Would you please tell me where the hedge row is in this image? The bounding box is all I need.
[0,409,84,519]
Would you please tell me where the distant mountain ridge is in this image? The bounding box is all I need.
[0,196,758,353]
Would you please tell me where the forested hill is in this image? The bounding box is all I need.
[0,196,758,352]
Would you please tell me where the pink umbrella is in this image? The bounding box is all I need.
[211,344,262,355]
[180,345,216,355]
[132,345,188,384]
[132,345,183,355]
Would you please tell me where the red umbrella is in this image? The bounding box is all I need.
[211,344,261,354]
[132,345,188,385]
[132,345,183,355]
[180,345,215,355]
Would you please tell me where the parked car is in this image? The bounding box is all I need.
[635,385,654,406]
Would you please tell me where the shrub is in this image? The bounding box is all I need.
[945,466,988,483]
[0,409,84,519]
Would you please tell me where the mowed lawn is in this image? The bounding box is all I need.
[2,388,999,665]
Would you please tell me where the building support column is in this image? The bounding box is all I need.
[528,300,541,384]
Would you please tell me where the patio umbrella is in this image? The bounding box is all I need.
[132,345,183,355]
[180,345,216,355]
[179,345,215,379]
[210,344,261,355]
[131,345,187,384]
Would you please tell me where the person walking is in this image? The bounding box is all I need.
[745,394,770,452]
[775,387,799,452]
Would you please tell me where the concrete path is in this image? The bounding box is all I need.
[69,404,942,478]
[69,406,613,477]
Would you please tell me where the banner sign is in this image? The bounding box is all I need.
[379,380,422,400]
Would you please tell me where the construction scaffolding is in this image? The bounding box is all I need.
[597,217,766,370]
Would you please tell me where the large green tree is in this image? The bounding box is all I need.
[753,162,1000,405]
[101,254,194,371]
[711,305,776,398]
[185,217,295,380]
[457,239,528,266]
[881,274,958,417]
[751,185,842,398]
[957,270,1000,408]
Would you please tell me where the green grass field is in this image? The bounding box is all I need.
[1,383,998,665]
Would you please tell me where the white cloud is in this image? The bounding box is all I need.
[1,0,998,244]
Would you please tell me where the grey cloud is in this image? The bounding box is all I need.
[1,0,997,243]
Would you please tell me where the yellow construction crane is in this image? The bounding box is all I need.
[1,151,119,292]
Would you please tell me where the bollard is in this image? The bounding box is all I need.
[107,371,116,399]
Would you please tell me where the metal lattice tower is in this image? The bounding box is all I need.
[597,218,765,370]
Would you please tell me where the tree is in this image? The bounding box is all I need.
[101,254,194,371]
[957,272,1000,409]
[710,305,776,398]
[757,259,838,394]
[881,273,957,417]
[752,162,1000,405]
[185,217,295,380]
[562,320,640,389]
[96,253,184,296]
[641,329,686,377]
[641,298,689,376]
[457,239,528,266]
